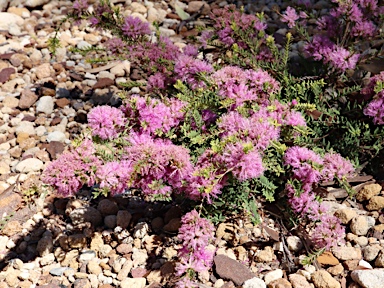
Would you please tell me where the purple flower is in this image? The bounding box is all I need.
[322,152,355,181]
[281,6,300,28]
[183,45,199,57]
[96,160,133,195]
[176,210,215,278]
[73,0,88,11]
[104,38,126,54]
[174,55,213,89]
[147,72,167,92]
[42,139,101,197]
[122,16,151,38]
[311,214,345,250]
[364,92,384,125]
[88,106,125,140]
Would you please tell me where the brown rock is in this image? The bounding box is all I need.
[0,188,22,218]
[19,89,38,109]
[3,96,19,108]
[50,116,62,126]
[56,98,70,108]
[93,78,114,89]
[116,243,132,255]
[131,267,148,278]
[186,1,211,14]
[45,141,65,159]
[164,206,182,223]
[19,137,36,151]
[343,259,359,270]
[1,220,22,236]
[68,234,87,249]
[214,254,256,285]
[0,67,16,83]
[311,270,340,288]
[35,63,52,79]
[366,196,384,211]
[334,208,358,224]
[356,184,382,202]
[288,273,311,288]
[116,210,132,229]
[268,278,292,288]
[327,263,344,276]
[97,199,119,216]
[163,218,181,232]
[317,251,340,266]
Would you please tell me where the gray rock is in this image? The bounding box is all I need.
[15,121,35,135]
[47,131,66,143]
[24,0,49,7]
[49,266,73,276]
[104,215,117,229]
[0,12,24,31]
[15,158,43,173]
[36,96,54,114]
[242,277,266,288]
[350,215,375,236]
[351,269,384,288]
[79,250,96,262]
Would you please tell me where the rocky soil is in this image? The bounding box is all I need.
[0,0,384,288]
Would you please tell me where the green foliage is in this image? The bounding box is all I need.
[300,248,325,266]
[0,213,15,231]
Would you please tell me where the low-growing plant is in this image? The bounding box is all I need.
[45,0,384,284]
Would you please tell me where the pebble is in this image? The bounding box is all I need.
[351,269,384,288]
[14,158,44,172]
[311,270,340,288]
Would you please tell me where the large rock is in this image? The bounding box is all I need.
[15,158,44,172]
[351,269,384,288]
[356,184,382,202]
[36,96,54,114]
[332,247,362,261]
[69,206,103,227]
[0,12,24,31]
[214,254,256,286]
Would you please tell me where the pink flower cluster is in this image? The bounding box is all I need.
[121,95,186,136]
[302,0,383,72]
[284,146,355,249]
[121,16,151,38]
[88,106,125,140]
[362,72,384,125]
[42,139,101,197]
[212,66,280,108]
[174,55,213,89]
[123,134,193,197]
[176,210,215,285]
[210,5,267,48]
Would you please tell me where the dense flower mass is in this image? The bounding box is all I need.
[87,106,125,140]
[121,16,151,38]
[362,72,384,125]
[281,6,300,28]
[42,139,101,197]
[176,210,215,281]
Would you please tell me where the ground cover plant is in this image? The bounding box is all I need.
[45,0,384,286]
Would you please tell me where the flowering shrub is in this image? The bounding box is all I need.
[45,0,384,284]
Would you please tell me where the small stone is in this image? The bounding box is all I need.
[87,260,102,275]
[15,121,35,135]
[68,234,87,249]
[186,1,210,14]
[117,260,133,281]
[264,269,283,284]
[36,236,53,257]
[317,251,340,266]
[15,158,43,172]
[50,267,73,276]
[132,248,148,266]
[40,253,55,266]
[79,250,96,262]
[55,98,70,108]
[116,243,132,255]
[356,184,382,202]
[35,63,52,79]
[267,278,292,288]
[332,247,362,261]
[375,251,384,267]
[350,215,375,236]
[3,96,19,108]
[287,236,303,252]
[93,78,114,89]
[133,222,150,239]
[243,277,266,288]
[0,67,15,84]
[351,269,384,288]
[0,12,24,31]
[97,199,119,216]
[255,246,275,262]
[104,215,117,229]
[311,270,340,288]
[163,218,181,232]
[1,220,22,236]
[131,267,147,278]
[366,196,384,211]
[19,89,38,109]
[214,254,256,286]
[130,2,147,13]
[151,217,164,231]
[116,210,132,229]
[334,208,358,224]
[69,206,103,227]
[288,273,312,288]
[110,61,130,77]
[327,264,344,276]
[46,141,65,159]
[344,259,359,270]
[121,277,146,288]
[363,245,381,261]
[36,96,54,114]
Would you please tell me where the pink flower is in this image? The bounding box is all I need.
[88,106,125,140]
[364,92,384,125]
[174,55,213,89]
[122,16,151,38]
[281,6,300,28]
[311,214,345,250]
[322,152,355,181]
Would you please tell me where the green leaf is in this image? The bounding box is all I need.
[175,5,190,20]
